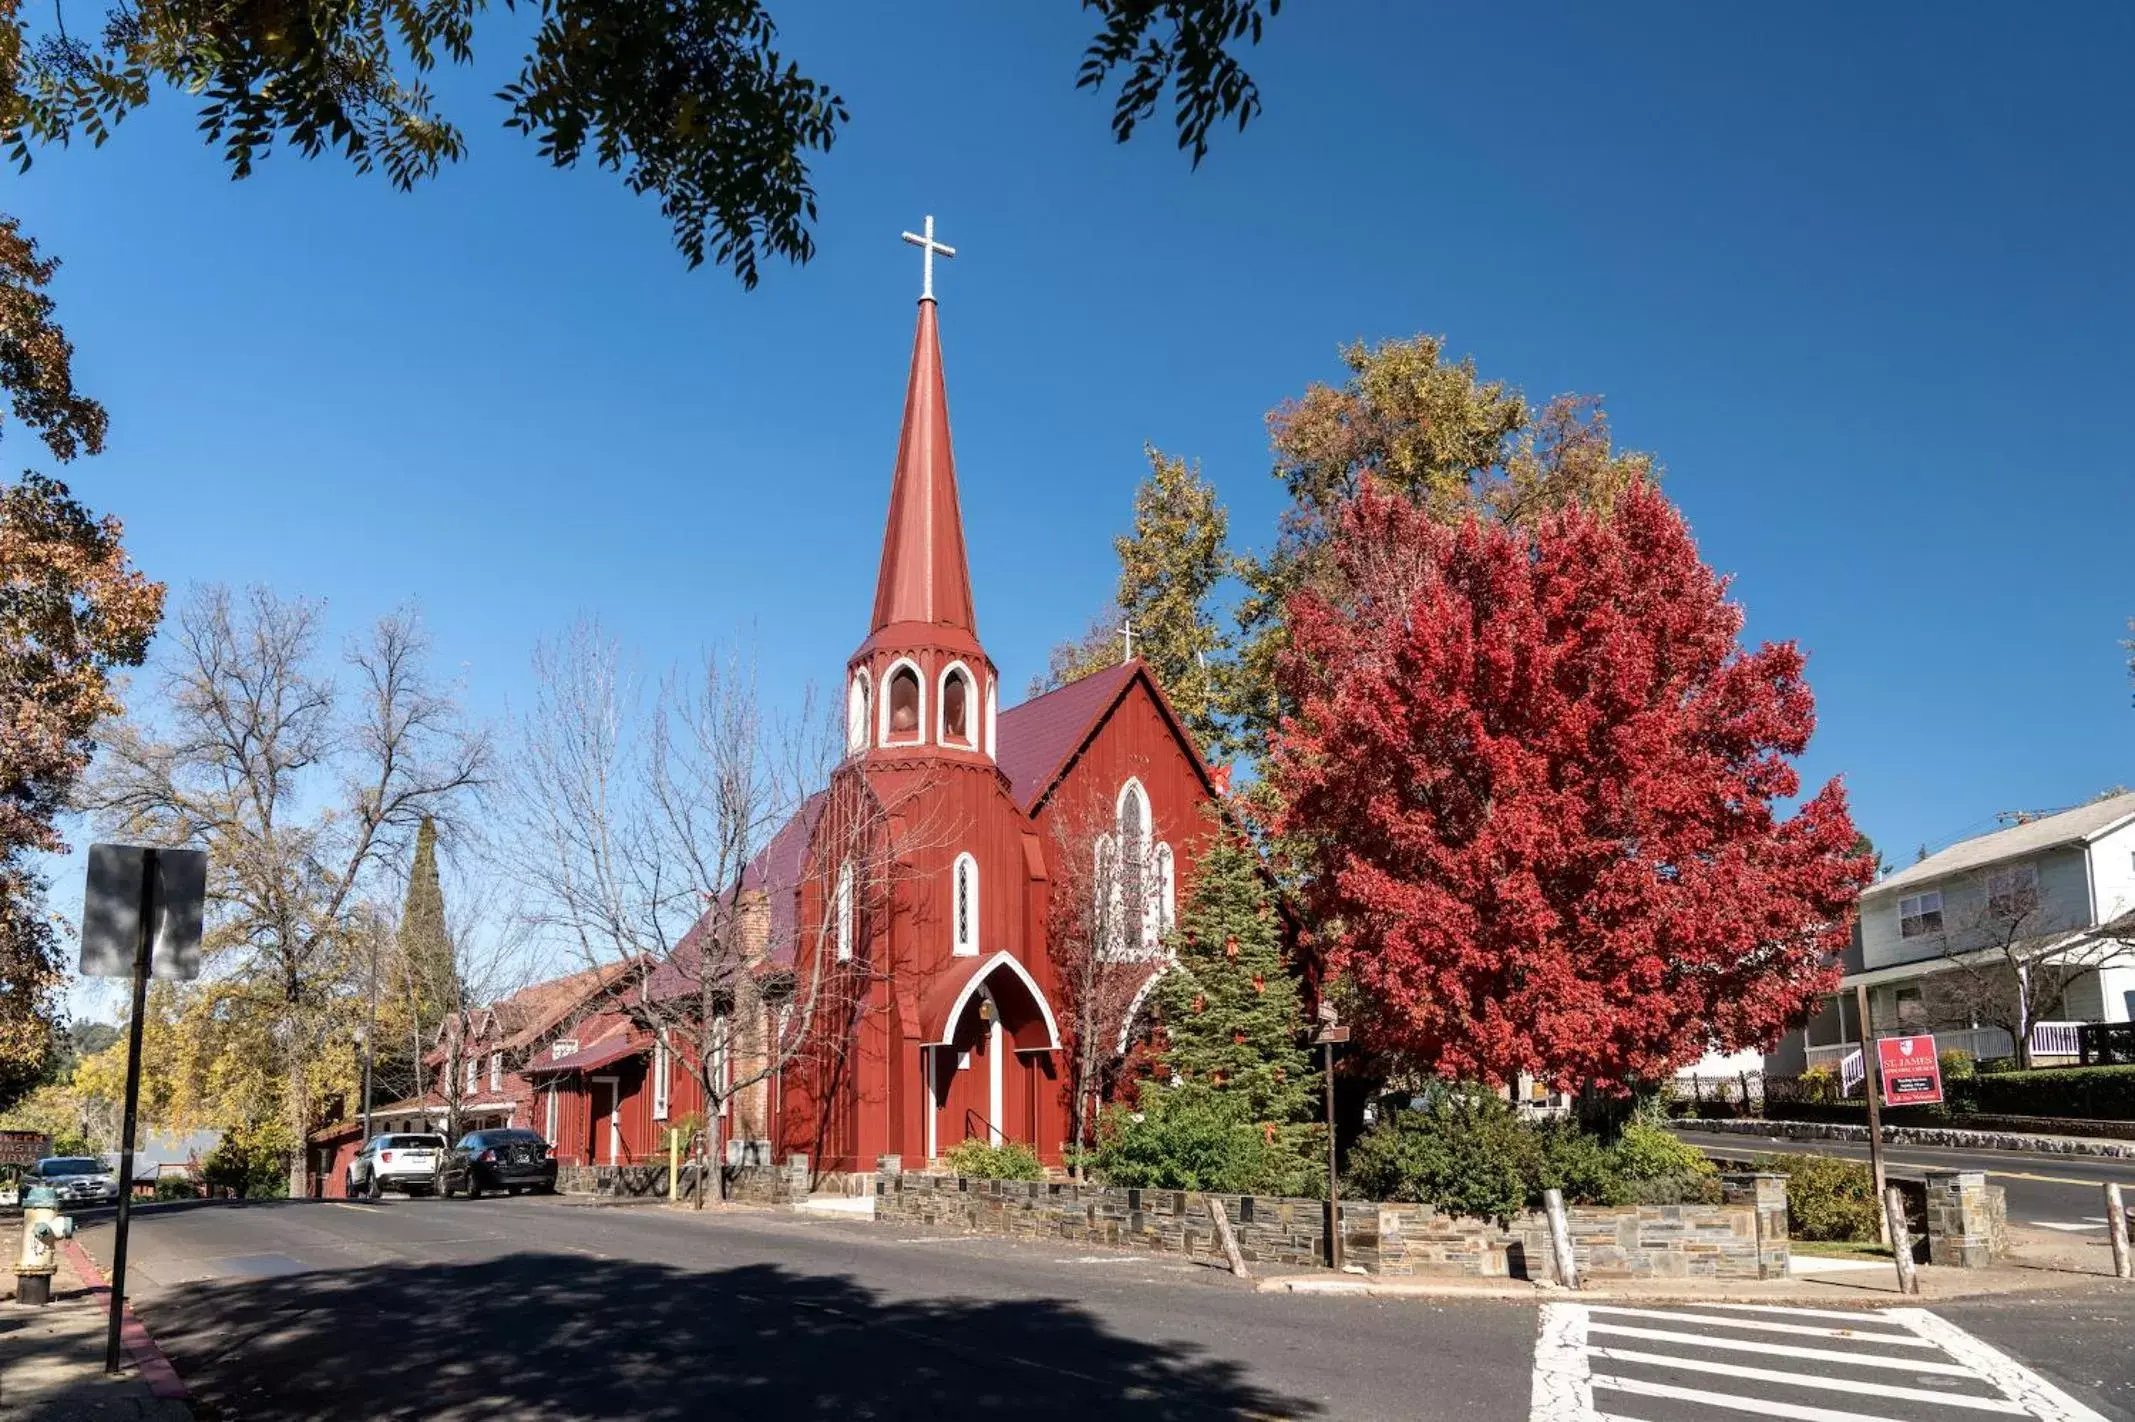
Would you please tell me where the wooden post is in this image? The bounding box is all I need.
[1207,1197,1249,1280]
[2106,1183,2132,1281]
[1884,1186,1919,1296]
[1544,1187,1581,1291]
[1856,982,1890,1245]
[1324,1037,1341,1270]
[668,1128,680,1205]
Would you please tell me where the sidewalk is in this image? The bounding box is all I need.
[0,1244,190,1420]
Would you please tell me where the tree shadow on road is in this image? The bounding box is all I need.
[142,1250,1323,1420]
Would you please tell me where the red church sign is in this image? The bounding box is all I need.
[1876,1034,1944,1106]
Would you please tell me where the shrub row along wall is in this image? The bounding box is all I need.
[872,1171,1788,1281]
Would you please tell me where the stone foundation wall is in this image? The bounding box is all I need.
[871,1170,1786,1281]
[557,1158,801,1204]
[1669,1116,2135,1159]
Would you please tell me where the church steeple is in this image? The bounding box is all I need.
[869,295,976,638]
[845,217,997,767]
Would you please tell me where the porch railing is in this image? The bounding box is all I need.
[1839,1049,1864,1097]
[2028,1021,2085,1059]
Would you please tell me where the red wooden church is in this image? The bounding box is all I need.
[767,235,1220,1176]
[521,228,1224,1182]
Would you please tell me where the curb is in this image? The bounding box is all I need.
[58,1238,190,1402]
[1670,1117,2135,1160]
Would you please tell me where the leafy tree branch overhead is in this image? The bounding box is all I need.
[1,0,1284,287]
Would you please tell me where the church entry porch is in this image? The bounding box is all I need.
[921,951,1062,1163]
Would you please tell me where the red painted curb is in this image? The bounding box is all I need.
[57,1236,190,1401]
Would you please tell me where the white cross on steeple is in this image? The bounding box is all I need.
[1119,619,1136,664]
[901,214,957,301]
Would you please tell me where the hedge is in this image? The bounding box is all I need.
[1970,1064,2135,1121]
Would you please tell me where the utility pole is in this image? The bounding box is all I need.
[1855,981,1889,1245]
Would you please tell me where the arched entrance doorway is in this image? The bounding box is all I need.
[921,952,1061,1161]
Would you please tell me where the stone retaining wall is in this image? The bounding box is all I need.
[871,1170,1787,1281]
[556,1159,800,1204]
[1669,1116,2135,1159]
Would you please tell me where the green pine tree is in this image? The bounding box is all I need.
[1145,825,1319,1191]
[397,817,459,1059]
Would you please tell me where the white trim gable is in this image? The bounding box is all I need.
[925,951,1062,1051]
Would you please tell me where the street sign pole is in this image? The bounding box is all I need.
[104,847,155,1375]
[1854,981,1889,1246]
[1313,1019,1350,1271]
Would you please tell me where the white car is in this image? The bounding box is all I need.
[25,1156,120,1205]
[345,1133,448,1200]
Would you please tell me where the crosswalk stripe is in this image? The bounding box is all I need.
[1587,1345,2026,1413]
[1586,1321,1976,1374]
[1703,1303,1928,1326]
[1590,1372,1913,1422]
[1887,1309,2110,1422]
[1588,1305,1939,1346]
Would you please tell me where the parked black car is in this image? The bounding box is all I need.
[437,1128,558,1199]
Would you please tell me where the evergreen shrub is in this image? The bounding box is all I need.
[941,1138,1045,1182]
[1969,1064,2135,1121]
[1772,1153,1880,1241]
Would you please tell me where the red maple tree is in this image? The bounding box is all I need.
[1267,481,1869,1090]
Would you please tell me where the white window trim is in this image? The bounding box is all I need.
[1899,890,1945,939]
[845,668,872,755]
[1154,840,1176,938]
[652,1040,671,1120]
[879,657,927,747]
[544,1085,558,1143]
[464,1055,478,1094]
[937,661,977,749]
[984,677,998,759]
[711,1015,731,1119]
[488,1051,503,1091]
[1113,778,1160,958]
[835,860,855,961]
[952,851,980,957]
[1986,863,2040,918]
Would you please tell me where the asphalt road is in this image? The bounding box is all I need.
[69,1195,2135,1422]
[1676,1128,2135,1226]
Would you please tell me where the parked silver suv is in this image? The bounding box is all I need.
[27,1155,119,1205]
[345,1134,448,1200]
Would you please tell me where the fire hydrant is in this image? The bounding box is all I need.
[12,1185,76,1307]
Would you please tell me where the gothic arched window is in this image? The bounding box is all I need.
[835,861,855,961]
[952,852,978,956]
[885,663,922,744]
[846,670,871,754]
[940,664,974,747]
[1118,781,1148,952]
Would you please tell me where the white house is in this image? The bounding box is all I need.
[1765,792,2135,1076]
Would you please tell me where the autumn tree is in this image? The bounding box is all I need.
[0,216,163,1109]
[1232,334,1653,753]
[4,0,1281,285]
[86,587,486,1190]
[1266,481,1870,1091]
[1040,447,1236,756]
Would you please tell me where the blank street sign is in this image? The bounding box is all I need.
[79,844,206,982]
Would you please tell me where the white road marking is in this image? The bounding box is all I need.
[1587,1346,2026,1413]
[2026,1221,2104,1233]
[1054,1255,1143,1264]
[1588,1372,1912,1422]
[1887,1309,2109,1422]
[1585,1321,1977,1374]
[1586,1305,1938,1345]
[1531,1303,2109,1422]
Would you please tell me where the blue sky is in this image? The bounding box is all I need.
[15,0,2133,916]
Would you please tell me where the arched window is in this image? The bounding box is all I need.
[940,663,974,747]
[835,860,855,961]
[1118,781,1149,954]
[883,662,923,745]
[845,670,871,754]
[952,852,979,956]
[1152,841,1176,944]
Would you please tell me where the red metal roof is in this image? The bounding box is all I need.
[524,1036,642,1076]
[993,662,1139,810]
